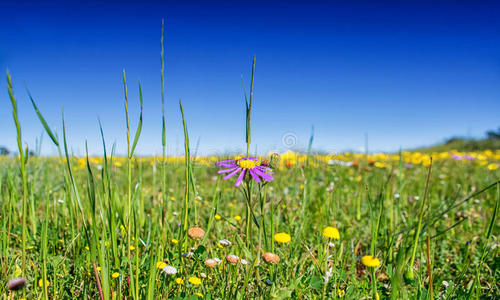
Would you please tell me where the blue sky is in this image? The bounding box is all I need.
[1,1,499,156]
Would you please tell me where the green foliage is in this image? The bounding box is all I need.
[415,128,500,152]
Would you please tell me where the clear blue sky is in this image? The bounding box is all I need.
[1,1,499,156]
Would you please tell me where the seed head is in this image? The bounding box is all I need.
[262,252,280,264]
[7,277,26,291]
[226,254,240,264]
[187,227,205,239]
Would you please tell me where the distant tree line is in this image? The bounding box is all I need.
[0,146,9,156]
[486,127,500,140]
[0,146,36,157]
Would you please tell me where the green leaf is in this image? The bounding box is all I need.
[309,276,323,290]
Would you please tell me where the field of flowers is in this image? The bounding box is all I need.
[1,25,499,300]
[1,145,499,299]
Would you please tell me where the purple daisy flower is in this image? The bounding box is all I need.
[216,156,274,187]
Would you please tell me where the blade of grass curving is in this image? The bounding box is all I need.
[394,180,499,238]
[123,69,136,299]
[26,88,59,146]
[244,56,255,156]
[179,99,191,251]
[407,157,432,279]
[130,82,143,157]
[62,109,90,251]
[306,126,314,167]
[161,19,166,149]
[7,70,29,281]
[160,19,168,232]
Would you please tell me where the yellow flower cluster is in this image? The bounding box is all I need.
[5,149,498,171]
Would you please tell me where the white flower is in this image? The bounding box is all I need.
[323,267,333,283]
[218,239,232,246]
[326,182,334,192]
[214,257,221,264]
[442,280,449,287]
[394,193,400,199]
[328,160,352,167]
[240,259,249,265]
[162,265,177,275]
[328,242,335,248]
[414,196,420,200]
[172,211,178,216]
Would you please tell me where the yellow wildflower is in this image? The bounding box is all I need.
[38,279,50,288]
[361,255,381,267]
[234,215,241,221]
[338,289,345,297]
[156,261,167,269]
[322,227,340,239]
[111,272,120,278]
[487,163,498,170]
[175,277,184,285]
[188,276,202,285]
[274,232,291,244]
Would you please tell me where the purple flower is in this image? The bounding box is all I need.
[405,163,413,169]
[216,156,274,187]
[452,155,462,161]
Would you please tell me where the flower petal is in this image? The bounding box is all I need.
[253,167,274,181]
[215,159,234,166]
[235,169,246,187]
[217,163,238,168]
[248,169,261,183]
[217,167,239,174]
[223,168,241,180]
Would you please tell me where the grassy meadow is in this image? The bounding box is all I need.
[1,135,499,300]
[2,27,500,300]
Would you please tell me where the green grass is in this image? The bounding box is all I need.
[1,142,499,299]
[1,22,499,299]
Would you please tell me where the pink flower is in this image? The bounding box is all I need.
[216,157,274,187]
